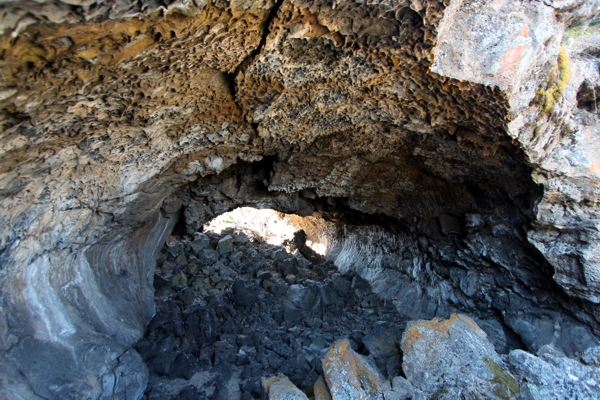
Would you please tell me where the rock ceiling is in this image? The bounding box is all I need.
[0,0,600,398]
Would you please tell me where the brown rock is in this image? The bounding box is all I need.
[322,339,386,400]
[313,375,332,400]
[263,374,308,400]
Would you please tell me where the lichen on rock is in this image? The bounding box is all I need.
[322,338,386,400]
[537,47,572,113]
[401,314,519,399]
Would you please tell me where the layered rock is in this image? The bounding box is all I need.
[1,0,600,398]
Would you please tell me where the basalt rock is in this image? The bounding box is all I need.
[138,228,416,398]
[401,313,519,399]
[1,0,600,398]
[321,338,387,400]
[507,344,600,400]
[263,374,308,400]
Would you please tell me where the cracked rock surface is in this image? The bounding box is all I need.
[1,0,600,398]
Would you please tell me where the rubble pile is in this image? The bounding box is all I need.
[137,228,600,400]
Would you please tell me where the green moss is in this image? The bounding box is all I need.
[492,384,512,400]
[430,388,449,400]
[566,25,593,38]
[483,356,520,396]
[537,48,571,114]
[565,18,600,39]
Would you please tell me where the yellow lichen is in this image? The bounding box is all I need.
[537,48,571,113]
[483,356,520,396]
[430,387,449,399]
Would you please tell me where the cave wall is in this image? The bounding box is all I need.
[1,0,600,398]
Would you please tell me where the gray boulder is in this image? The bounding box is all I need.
[382,376,426,400]
[190,233,211,256]
[293,250,312,268]
[507,345,600,400]
[401,314,520,399]
[217,235,234,255]
[286,284,321,311]
[198,248,219,266]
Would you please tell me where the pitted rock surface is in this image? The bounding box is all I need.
[1,0,600,398]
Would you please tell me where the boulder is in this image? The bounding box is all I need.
[191,233,211,255]
[198,248,219,266]
[217,235,234,255]
[293,251,312,268]
[233,280,258,308]
[271,248,288,261]
[332,276,352,297]
[279,258,299,276]
[507,345,600,400]
[382,376,425,400]
[172,272,188,288]
[286,284,321,311]
[263,374,308,400]
[313,375,332,400]
[401,314,519,399]
[322,339,386,400]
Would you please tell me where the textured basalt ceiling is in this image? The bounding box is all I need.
[1,0,600,398]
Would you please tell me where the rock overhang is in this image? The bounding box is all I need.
[1,0,600,398]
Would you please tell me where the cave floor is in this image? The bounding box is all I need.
[135,228,412,399]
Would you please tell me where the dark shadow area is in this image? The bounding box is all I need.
[577,80,600,112]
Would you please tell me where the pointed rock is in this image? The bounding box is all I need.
[313,375,332,400]
[322,338,386,400]
[263,374,308,400]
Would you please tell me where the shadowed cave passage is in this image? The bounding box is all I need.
[133,157,600,398]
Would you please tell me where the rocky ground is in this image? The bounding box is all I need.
[135,224,600,400]
[136,226,411,399]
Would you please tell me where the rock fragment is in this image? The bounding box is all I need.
[507,345,600,400]
[382,376,425,400]
[217,234,234,255]
[263,374,308,400]
[313,375,332,400]
[322,338,386,400]
[401,313,519,399]
[198,248,219,266]
[191,233,211,255]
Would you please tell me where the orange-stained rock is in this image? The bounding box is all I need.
[322,338,386,400]
[401,313,518,399]
[263,374,308,400]
[313,375,332,400]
